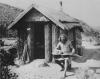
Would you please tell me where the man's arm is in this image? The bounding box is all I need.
[69,42,75,54]
[72,47,75,54]
[52,42,62,55]
[56,42,61,50]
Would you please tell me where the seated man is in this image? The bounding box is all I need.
[53,34,75,71]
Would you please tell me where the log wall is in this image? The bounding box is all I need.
[75,28,82,55]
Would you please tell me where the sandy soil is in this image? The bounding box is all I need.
[9,43,100,79]
[9,57,100,79]
[3,38,100,79]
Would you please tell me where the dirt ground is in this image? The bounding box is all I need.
[3,38,100,79]
[9,58,100,79]
[9,44,100,79]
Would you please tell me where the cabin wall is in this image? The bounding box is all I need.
[75,28,82,46]
[75,28,82,55]
[68,29,74,42]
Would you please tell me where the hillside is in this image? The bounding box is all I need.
[79,20,100,45]
[0,3,23,37]
[0,3,23,27]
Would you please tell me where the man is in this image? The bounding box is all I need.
[53,34,75,71]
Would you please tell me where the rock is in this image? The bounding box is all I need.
[96,69,100,74]
[38,62,49,67]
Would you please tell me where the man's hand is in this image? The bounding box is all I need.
[71,48,75,54]
[58,50,63,54]
[52,49,62,55]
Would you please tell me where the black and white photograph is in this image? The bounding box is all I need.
[0,0,100,79]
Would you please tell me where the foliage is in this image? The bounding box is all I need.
[7,29,18,38]
[0,3,23,38]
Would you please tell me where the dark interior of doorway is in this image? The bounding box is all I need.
[34,22,45,59]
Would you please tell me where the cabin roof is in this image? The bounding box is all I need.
[7,4,82,30]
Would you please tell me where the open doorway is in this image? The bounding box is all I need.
[34,22,45,59]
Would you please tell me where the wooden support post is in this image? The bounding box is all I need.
[44,23,52,62]
[28,22,35,61]
[52,25,60,52]
[52,25,60,62]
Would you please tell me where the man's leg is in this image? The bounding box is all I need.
[55,60,64,71]
[67,57,72,70]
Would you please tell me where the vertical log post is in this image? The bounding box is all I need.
[52,25,60,53]
[28,22,35,61]
[52,25,60,62]
[44,22,52,63]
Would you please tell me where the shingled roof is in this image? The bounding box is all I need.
[8,4,81,30]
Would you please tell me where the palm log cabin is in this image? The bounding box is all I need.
[8,4,83,63]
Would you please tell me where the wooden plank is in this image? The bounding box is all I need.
[52,24,60,52]
[44,23,52,62]
[28,22,35,61]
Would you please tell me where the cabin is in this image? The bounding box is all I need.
[7,4,83,63]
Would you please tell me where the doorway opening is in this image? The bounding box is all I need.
[34,22,45,59]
